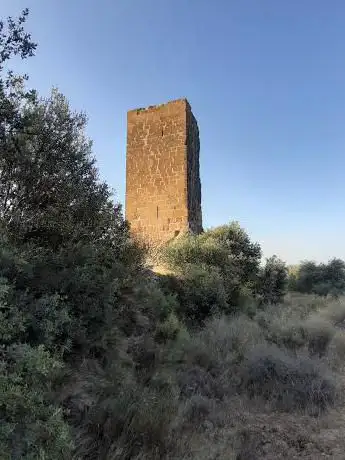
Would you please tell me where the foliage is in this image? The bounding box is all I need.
[241,344,336,413]
[163,223,261,290]
[155,312,184,343]
[1,86,132,252]
[290,258,345,297]
[161,264,228,326]
[0,9,145,457]
[161,222,263,321]
[287,264,300,291]
[0,271,72,459]
[256,255,288,305]
[161,225,291,322]
[0,11,73,457]
[3,9,345,460]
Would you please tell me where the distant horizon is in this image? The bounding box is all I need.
[3,0,345,265]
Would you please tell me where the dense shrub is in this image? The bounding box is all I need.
[328,329,345,370]
[160,264,228,325]
[0,10,153,458]
[262,316,307,352]
[197,315,264,366]
[60,357,179,459]
[166,316,264,400]
[256,255,288,305]
[162,222,262,309]
[256,297,338,357]
[181,394,215,425]
[319,297,345,324]
[155,312,184,343]
[161,225,291,320]
[290,259,345,297]
[303,316,335,357]
[0,274,72,459]
[241,344,336,413]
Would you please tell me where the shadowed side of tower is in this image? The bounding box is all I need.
[125,98,202,246]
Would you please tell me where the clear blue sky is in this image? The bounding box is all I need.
[3,0,345,264]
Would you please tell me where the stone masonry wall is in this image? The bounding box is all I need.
[125,98,202,246]
[186,107,203,234]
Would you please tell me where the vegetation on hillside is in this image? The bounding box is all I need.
[288,259,345,297]
[2,10,345,460]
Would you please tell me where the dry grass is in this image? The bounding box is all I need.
[66,294,345,459]
[164,294,345,459]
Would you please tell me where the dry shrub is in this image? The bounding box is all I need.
[255,297,339,357]
[178,365,219,399]
[69,369,179,460]
[70,297,345,459]
[123,386,178,453]
[257,306,312,354]
[127,335,158,377]
[181,394,215,425]
[266,317,307,351]
[240,344,336,414]
[327,329,345,372]
[303,315,335,357]
[198,315,264,366]
[173,316,264,395]
[330,329,345,358]
[255,302,308,352]
[282,292,328,318]
[235,429,262,460]
[319,298,345,324]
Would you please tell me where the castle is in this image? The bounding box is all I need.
[125,98,202,245]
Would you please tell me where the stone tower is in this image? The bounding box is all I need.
[125,98,202,246]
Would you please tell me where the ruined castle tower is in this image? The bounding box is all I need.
[125,98,202,245]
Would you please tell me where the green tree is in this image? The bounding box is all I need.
[162,222,262,317]
[1,86,132,252]
[0,10,72,458]
[323,258,345,297]
[1,8,37,218]
[0,9,149,458]
[1,79,144,359]
[287,264,300,291]
[291,259,345,297]
[256,255,288,305]
[294,261,324,294]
